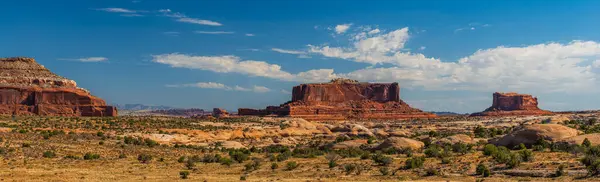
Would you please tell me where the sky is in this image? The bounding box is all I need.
[2,0,600,113]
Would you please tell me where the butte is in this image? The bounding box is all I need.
[238,78,436,120]
[471,92,552,116]
[0,57,117,116]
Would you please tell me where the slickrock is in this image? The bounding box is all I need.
[0,57,117,116]
[238,78,436,120]
[375,137,425,151]
[491,124,580,147]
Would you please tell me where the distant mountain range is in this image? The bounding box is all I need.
[430,111,466,116]
[115,104,176,111]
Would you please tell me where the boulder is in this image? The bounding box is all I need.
[375,137,424,151]
[492,124,580,147]
[221,141,246,149]
[436,134,475,145]
[331,139,369,150]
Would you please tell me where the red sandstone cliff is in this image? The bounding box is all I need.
[471,92,551,116]
[239,79,435,120]
[0,57,117,117]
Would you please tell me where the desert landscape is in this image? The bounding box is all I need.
[3,57,600,181]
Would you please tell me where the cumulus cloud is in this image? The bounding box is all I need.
[58,57,108,62]
[335,24,352,34]
[194,31,234,34]
[152,53,336,83]
[167,82,270,93]
[155,26,600,94]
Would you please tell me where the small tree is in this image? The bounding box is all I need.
[271,163,278,171]
[583,138,592,148]
[476,163,490,177]
[137,154,153,163]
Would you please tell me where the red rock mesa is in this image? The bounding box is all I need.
[0,57,117,116]
[238,78,436,120]
[471,92,552,116]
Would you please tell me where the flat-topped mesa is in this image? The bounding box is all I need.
[239,79,436,120]
[471,92,552,116]
[0,57,117,117]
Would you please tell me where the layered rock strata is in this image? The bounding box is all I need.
[471,92,551,116]
[0,57,117,116]
[238,78,435,120]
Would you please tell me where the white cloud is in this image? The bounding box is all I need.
[159,9,222,26]
[152,53,337,83]
[245,33,255,37]
[167,82,270,93]
[155,27,600,94]
[368,28,380,35]
[271,48,305,55]
[419,46,426,50]
[297,54,312,59]
[178,18,222,26]
[252,86,271,93]
[96,8,136,13]
[194,31,234,34]
[335,24,352,34]
[58,57,108,62]
[309,27,600,93]
[238,48,260,52]
[280,89,292,94]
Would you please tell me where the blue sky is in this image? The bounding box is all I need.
[2,0,600,113]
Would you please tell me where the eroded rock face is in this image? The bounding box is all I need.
[212,108,229,118]
[0,57,117,117]
[239,79,436,120]
[472,92,552,116]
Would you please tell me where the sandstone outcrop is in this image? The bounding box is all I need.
[0,57,117,116]
[212,108,229,118]
[436,134,475,145]
[471,92,552,116]
[375,137,424,150]
[331,139,369,149]
[561,133,600,146]
[491,124,579,147]
[238,78,436,120]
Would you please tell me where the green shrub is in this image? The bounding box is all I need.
[506,153,522,168]
[286,161,298,171]
[137,154,153,163]
[532,145,544,151]
[371,153,393,166]
[584,138,592,148]
[326,153,340,168]
[483,144,497,156]
[42,151,56,158]
[179,171,190,179]
[425,168,439,176]
[220,157,233,166]
[519,149,534,162]
[379,167,390,175]
[119,153,127,159]
[476,163,490,177]
[424,145,442,158]
[84,153,100,160]
[405,156,425,169]
[178,156,186,163]
[344,163,357,175]
[452,142,469,154]
[271,163,278,170]
[555,164,565,177]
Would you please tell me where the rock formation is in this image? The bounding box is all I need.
[471,92,552,116]
[491,124,579,147]
[212,108,229,118]
[238,78,436,120]
[0,57,117,116]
